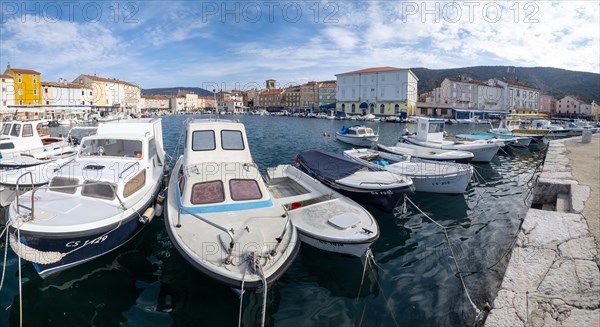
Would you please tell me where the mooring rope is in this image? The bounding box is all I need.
[0,224,10,294]
[239,252,267,327]
[403,195,482,319]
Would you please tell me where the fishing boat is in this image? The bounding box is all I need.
[456,132,532,148]
[295,150,414,212]
[344,148,473,194]
[402,117,501,163]
[164,119,300,290]
[0,120,77,167]
[266,164,379,257]
[335,125,379,146]
[5,118,167,278]
[376,143,474,163]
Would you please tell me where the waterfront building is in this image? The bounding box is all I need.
[318,82,336,110]
[72,74,141,113]
[216,91,244,113]
[592,101,599,121]
[335,67,419,117]
[259,88,285,111]
[0,74,14,114]
[42,79,93,106]
[556,96,591,116]
[540,94,556,115]
[3,65,42,106]
[198,95,216,111]
[497,79,540,114]
[170,95,185,112]
[282,87,300,111]
[433,77,504,119]
[241,89,258,109]
[141,95,170,111]
[300,81,319,112]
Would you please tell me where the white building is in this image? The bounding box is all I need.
[0,74,14,113]
[497,80,540,114]
[556,96,591,116]
[141,95,170,111]
[72,74,141,113]
[41,79,93,106]
[335,67,418,116]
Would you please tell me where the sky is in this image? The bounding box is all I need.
[1,0,599,90]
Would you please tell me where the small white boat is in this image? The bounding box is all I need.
[335,125,379,146]
[164,119,300,290]
[266,164,379,257]
[0,120,77,167]
[344,148,473,194]
[5,118,167,278]
[402,118,501,163]
[377,143,474,163]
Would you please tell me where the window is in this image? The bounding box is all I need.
[50,177,79,194]
[10,124,21,137]
[44,88,48,93]
[33,89,37,95]
[230,179,262,201]
[2,124,12,135]
[18,88,22,95]
[22,124,33,137]
[33,78,36,84]
[80,139,143,157]
[351,104,356,113]
[191,180,224,204]
[192,130,215,151]
[82,181,116,200]
[394,104,400,114]
[124,170,146,197]
[380,104,385,114]
[221,130,244,150]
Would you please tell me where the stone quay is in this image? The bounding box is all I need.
[485,133,600,327]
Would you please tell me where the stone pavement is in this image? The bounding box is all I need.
[484,134,600,327]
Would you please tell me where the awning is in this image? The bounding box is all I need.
[359,102,368,109]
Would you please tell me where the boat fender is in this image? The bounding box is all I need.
[155,202,164,216]
[290,202,302,210]
[156,190,166,204]
[140,207,155,224]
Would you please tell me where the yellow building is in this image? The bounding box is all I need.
[3,65,42,106]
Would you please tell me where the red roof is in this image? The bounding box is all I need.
[142,95,169,100]
[260,89,284,95]
[0,74,13,79]
[336,67,406,76]
[5,68,41,75]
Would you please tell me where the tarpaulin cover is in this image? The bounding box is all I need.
[297,150,364,182]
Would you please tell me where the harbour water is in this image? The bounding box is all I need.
[0,115,545,326]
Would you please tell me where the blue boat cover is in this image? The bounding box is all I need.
[339,126,349,134]
[456,133,494,140]
[297,150,365,181]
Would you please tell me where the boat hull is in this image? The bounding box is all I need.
[376,144,473,163]
[402,138,499,163]
[7,184,161,278]
[298,232,373,257]
[335,133,379,146]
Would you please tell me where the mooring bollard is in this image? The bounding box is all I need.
[582,130,592,143]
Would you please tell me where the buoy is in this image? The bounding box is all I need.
[140,207,155,224]
[322,132,326,136]
[290,202,302,210]
[327,133,330,137]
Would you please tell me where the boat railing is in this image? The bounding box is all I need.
[177,206,235,251]
[15,179,126,219]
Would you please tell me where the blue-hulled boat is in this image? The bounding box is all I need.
[295,150,413,212]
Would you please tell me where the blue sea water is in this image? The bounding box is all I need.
[0,115,545,326]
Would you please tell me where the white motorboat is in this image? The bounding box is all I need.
[0,120,77,167]
[335,125,379,146]
[344,148,473,194]
[376,143,474,163]
[5,118,166,278]
[164,119,300,290]
[402,118,501,163]
[266,164,379,257]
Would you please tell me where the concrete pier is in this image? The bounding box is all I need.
[485,135,600,327]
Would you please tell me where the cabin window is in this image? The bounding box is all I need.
[230,179,262,201]
[0,142,15,150]
[22,124,33,137]
[221,130,244,150]
[429,123,442,133]
[82,181,116,200]
[148,137,157,159]
[49,177,79,194]
[10,124,21,137]
[124,170,146,198]
[191,180,224,204]
[348,129,357,135]
[1,124,12,135]
[192,130,215,151]
[80,139,143,158]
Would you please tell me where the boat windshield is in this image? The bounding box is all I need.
[80,138,143,158]
[429,123,443,133]
[1,124,12,135]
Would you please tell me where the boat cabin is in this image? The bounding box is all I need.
[340,125,375,136]
[177,119,272,211]
[415,117,446,143]
[0,120,61,153]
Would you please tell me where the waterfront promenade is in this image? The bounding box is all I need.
[485,134,600,326]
